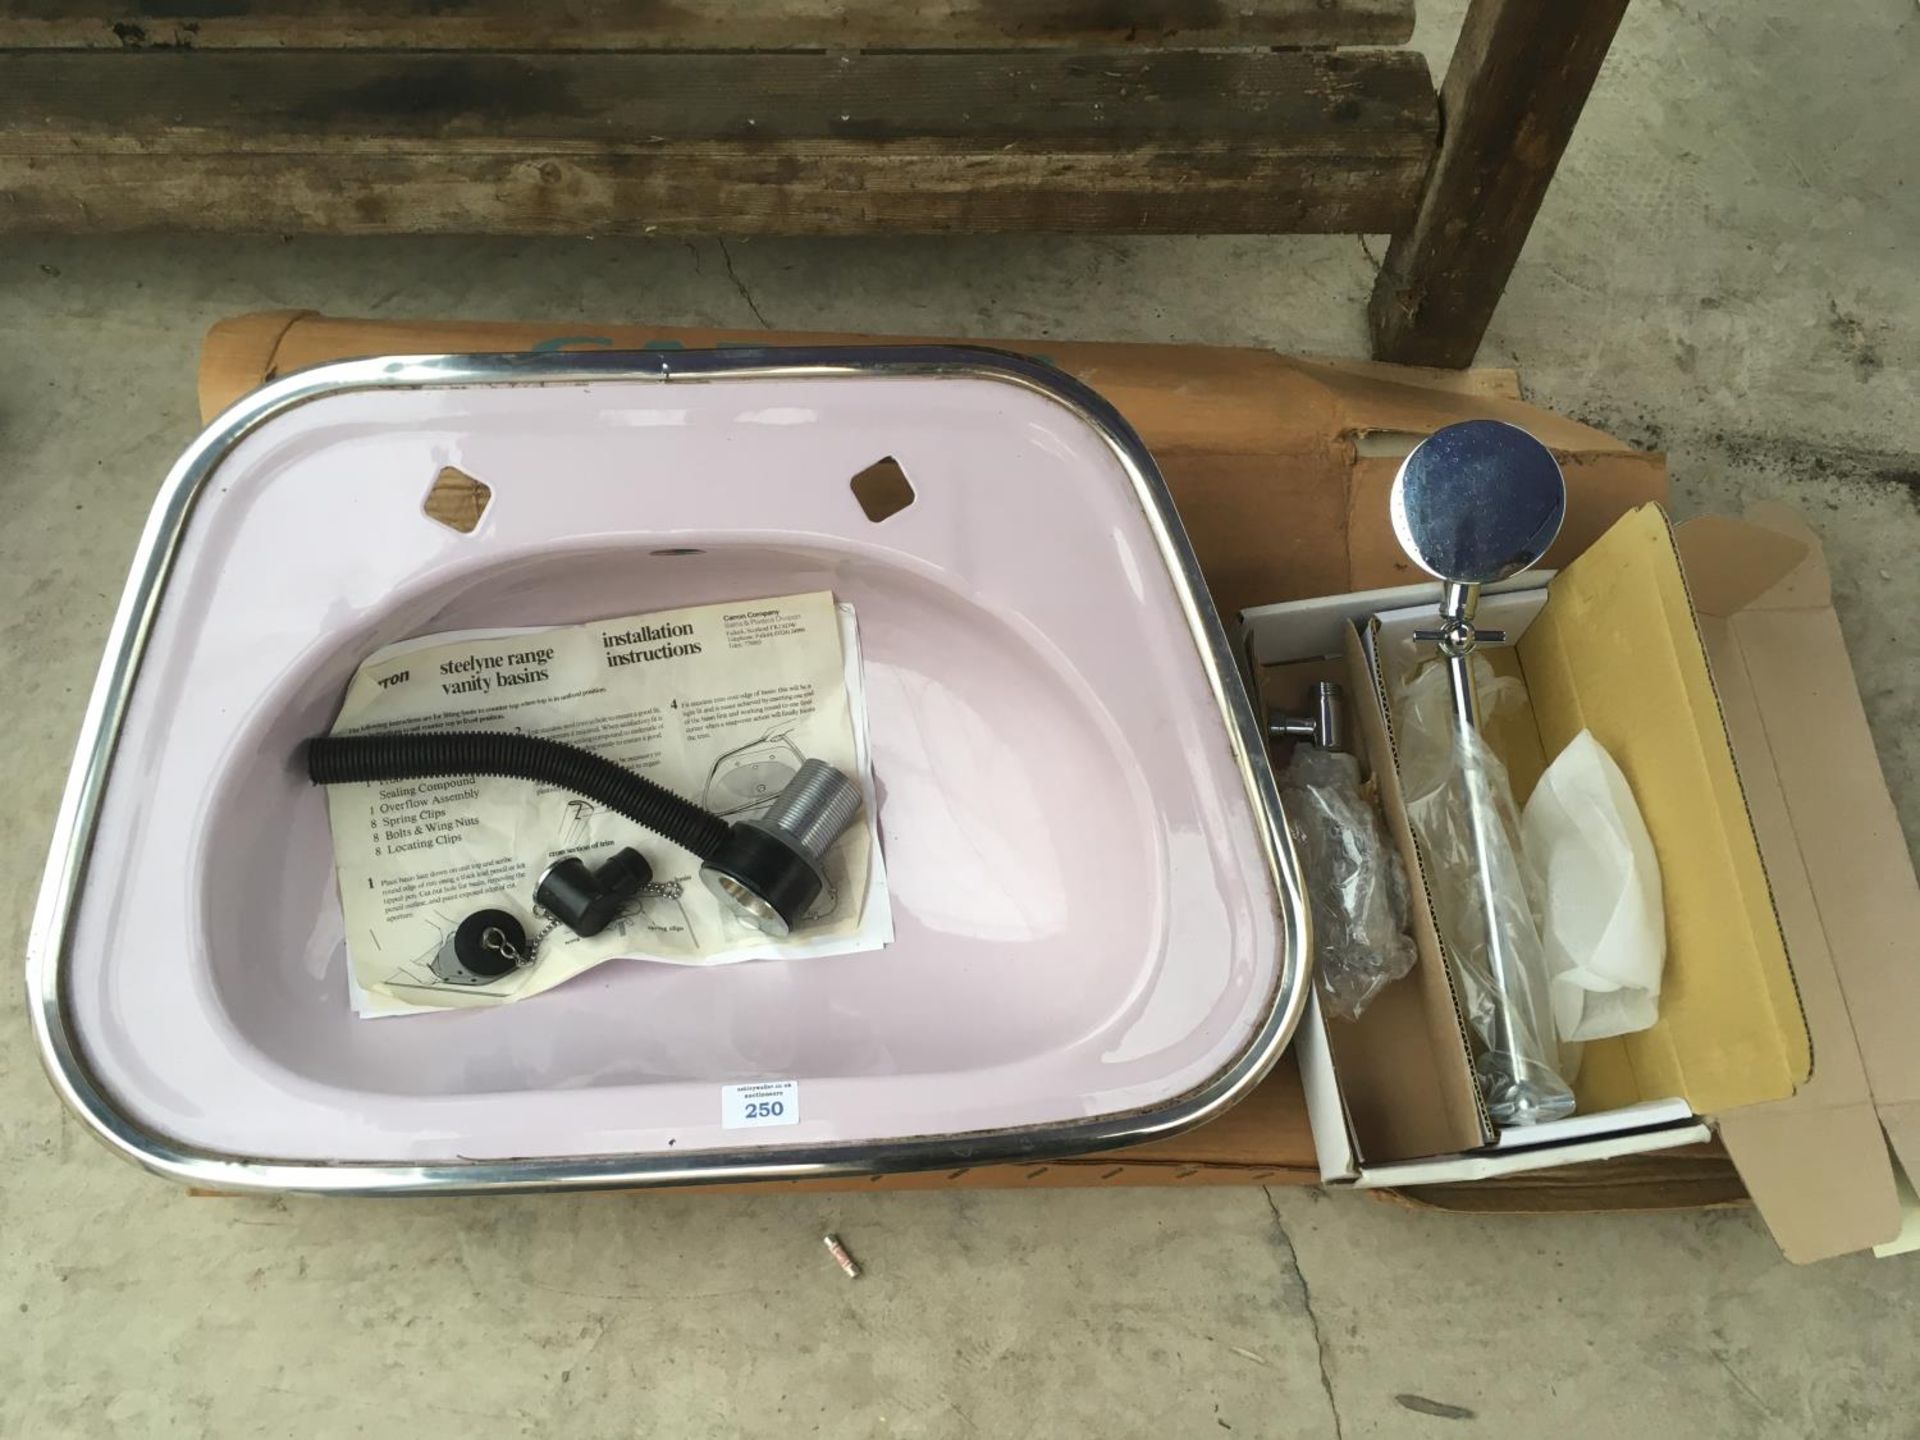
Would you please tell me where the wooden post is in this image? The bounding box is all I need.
[1368,0,1632,368]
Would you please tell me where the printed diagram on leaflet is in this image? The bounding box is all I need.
[596,877,699,947]
[382,907,530,996]
[703,724,806,815]
[559,799,596,848]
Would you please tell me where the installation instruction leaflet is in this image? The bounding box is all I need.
[321,590,888,1015]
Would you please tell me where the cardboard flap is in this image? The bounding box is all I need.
[1673,515,1815,616]
[1707,518,1920,1233]
[1734,502,1839,608]
[1718,1104,1900,1263]
[1517,505,1810,1115]
[1698,582,1900,1261]
[1886,1109,1920,1215]
[1872,1156,1920,1259]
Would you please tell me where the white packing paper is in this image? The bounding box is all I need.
[321,591,891,1016]
[1521,729,1666,1042]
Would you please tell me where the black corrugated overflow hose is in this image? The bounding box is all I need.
[306,731,731,860]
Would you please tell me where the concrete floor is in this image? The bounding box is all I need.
[3,1,1918,1435]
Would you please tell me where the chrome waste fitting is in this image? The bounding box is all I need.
[700,760,865,936]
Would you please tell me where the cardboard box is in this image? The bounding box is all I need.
[200,311,1776,1209]
[1244,503,1920,1262]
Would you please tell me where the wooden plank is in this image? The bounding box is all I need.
[0,0,1417,51]
[0,49,1437,236]
[0,49,1435,151]
[0,150,1431,236]
[1367,0,1633,367]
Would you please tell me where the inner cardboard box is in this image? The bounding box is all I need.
[1246,503,1920,1262]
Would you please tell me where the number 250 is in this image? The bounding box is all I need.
[747,1101,784,1119]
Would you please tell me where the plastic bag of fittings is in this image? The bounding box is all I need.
[1395,655,1576,1115]
[1521,730,1666,1042]
[1279,746,1416,1020]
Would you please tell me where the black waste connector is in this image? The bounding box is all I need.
[535,848,653,938]
[697,760,865,937]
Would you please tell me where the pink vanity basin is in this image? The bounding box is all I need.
[29,348,1308,1193]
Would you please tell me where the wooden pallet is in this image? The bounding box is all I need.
[0,0,1631,366]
